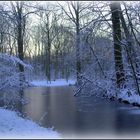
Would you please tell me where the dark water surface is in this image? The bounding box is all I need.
[17,86,140,138]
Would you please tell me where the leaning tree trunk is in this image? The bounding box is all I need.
[110,2,125,88]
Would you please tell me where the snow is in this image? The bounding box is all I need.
[0,53,32,69]
[0,108,61,139]
[30,79,76,87]
[0,53,32,90]
[118,88,140,104]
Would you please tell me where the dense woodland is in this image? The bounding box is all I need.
[1,1,140,105]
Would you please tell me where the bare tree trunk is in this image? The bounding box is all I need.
[110,2,125,88]
[17,3,25,85]
[47,32,51,82]
[44,14,51,82]
[0,33,4,53]
[76,9,81,85]
[55,49,58,80]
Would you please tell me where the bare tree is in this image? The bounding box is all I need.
[119,2,140,95]
[58,1,99,84]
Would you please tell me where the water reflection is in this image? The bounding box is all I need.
[8,86,140,138]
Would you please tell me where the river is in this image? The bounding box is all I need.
[5,86,140,138]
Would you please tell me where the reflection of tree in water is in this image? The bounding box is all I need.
[115,109,140,135]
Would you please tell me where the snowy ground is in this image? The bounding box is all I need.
[29,79,76,87]
[0,108,61,139]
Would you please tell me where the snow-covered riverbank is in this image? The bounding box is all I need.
[104,88,140,107]
[29,79,76,87]
[0,108,60,139]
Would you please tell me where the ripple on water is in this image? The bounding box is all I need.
[118,106,140,115]
[128,109,140,115]
[118,106,139,110]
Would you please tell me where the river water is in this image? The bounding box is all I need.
[8,86,140,138]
